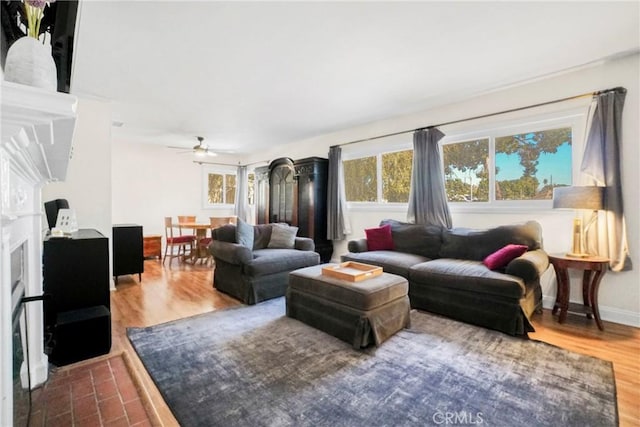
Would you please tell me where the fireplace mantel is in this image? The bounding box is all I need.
[1,82,78,426]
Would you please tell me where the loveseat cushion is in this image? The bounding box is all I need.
[244,248,320,277]
[409,259,527,299]
[380,219,443,259]
[439,221,542,261]
[341,250,430,279]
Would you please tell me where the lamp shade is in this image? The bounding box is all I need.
[552,186,604,210]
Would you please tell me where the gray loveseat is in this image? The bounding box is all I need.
[342,220,550,335]
[209,223,320,304]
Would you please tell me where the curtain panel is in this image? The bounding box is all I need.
[407,128,452,228]
[581,88,632,271]
[327,146,350,240]
[234,165,250,223]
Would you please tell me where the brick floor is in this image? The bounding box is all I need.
[30,353,154,427]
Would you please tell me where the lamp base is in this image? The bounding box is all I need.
[566,252,590,258]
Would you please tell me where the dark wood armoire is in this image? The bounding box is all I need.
[255,157,333,262]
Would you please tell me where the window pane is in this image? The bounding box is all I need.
[343,157,377,202]
[495,127,572,200]
[225,174,236,204]
[247,173,255,205]
[382,150,412,203]
[208,173,223,204]
[443,139,489,202]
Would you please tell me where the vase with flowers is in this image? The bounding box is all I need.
[4,0,58,91]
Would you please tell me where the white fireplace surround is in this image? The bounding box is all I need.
[0,82,77,427]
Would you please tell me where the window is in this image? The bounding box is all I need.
[344,156,377,202]
[443,125,573,204]
[382,150,413,203]
[495,128,572,201]
[443,139,489,202]
[344,149,413,203]
[247,172,255,205]
[203,167,256,208]
[206,172,236,205]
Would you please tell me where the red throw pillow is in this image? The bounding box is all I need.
[483,244,529,270]
[365,224,394,251]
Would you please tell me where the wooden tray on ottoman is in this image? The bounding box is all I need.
[322,262,383,282]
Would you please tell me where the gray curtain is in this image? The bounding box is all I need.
[327,146,350,240]
[234,165,250,223]
[581,88,631,271]
[407,128,452,228]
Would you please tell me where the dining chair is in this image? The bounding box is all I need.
[163,217,195,265]
[201,216,238,265]
[177,215,197,261]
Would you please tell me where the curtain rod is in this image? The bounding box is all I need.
[330,86,625,149]
[193,159,270,167]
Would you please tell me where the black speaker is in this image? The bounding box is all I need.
[50,305,111,366]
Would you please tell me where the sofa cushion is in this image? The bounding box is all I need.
[380,219,442,259]
[483,244,528,270]
[253,224,274,249]
[439,221,542,261]
[365,224,394,251]
[212,224,236,243]
[245,248,319,277]
[341,250,430,279]
[409,259,527,299]
[268,224,298,249]
[236,218,254,249]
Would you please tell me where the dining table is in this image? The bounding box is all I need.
[178,222,213,263]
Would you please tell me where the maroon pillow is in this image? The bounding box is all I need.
[483,244,528,270]
[365,224,394,251]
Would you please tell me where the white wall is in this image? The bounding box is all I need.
[43,97,112,238]
[110,141,239,237]
[110,53,639,326]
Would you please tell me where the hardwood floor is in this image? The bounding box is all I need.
[67,260,640,426]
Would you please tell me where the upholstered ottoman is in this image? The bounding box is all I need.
[287,264,410,349]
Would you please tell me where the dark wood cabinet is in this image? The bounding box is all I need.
[43,229,111,365]
[113,224,143,283]
[269,157,297,224]
[294,157,332,262]
[256,156,333,262]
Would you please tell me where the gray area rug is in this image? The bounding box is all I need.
[127,298,617,427]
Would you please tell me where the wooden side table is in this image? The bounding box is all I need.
[549,254,609,330]
[143,235,162,260]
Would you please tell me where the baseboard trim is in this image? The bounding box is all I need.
[20,352,48,389]
[542,295,640,328]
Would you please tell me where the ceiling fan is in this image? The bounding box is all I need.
[169,136,217,157]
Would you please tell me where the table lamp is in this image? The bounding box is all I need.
[552,186,604,257]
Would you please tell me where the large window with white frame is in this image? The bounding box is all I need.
[342,110,585,209]
[202,166,256,208]
[442,121,576,206]
[343,149,413,204]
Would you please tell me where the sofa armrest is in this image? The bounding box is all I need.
[294,237,315,252]
[348,239,368,253]
[209,240,252,265]
[506,249,549,283]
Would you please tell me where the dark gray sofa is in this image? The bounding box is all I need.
[342,220,549,335]
[209,223,320,304]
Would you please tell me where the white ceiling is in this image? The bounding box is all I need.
[71,1,639,154]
